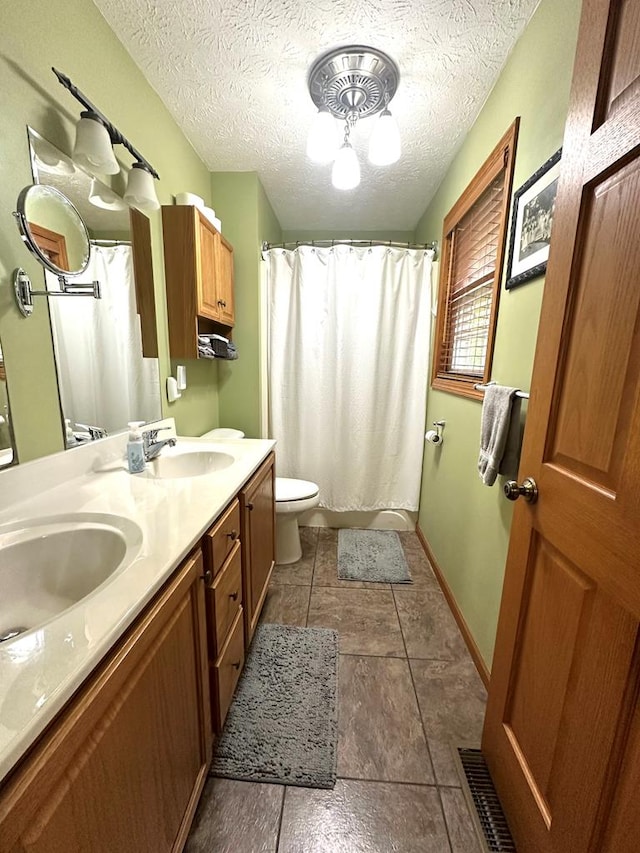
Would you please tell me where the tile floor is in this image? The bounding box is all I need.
[187,527,487,853]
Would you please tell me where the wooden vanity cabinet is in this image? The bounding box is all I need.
[241,452,276,646]
[0,550,212,853]
[161,205,235,360]
[202,498,245,733]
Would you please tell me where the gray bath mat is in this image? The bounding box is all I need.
[211,623,338,789]
[338,529,412,583]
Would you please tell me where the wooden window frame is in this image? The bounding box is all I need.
[431,118,520,400]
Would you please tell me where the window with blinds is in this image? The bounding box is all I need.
[432,119,519,399]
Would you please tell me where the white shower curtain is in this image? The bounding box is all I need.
[48,244,160,433]
[266,245,432,512]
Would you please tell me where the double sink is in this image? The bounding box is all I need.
[0,442,234,641]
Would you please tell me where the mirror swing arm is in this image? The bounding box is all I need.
[12,267,101,318]
[12,184,101,318]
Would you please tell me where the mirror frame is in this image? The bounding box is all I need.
[14,185,91,277]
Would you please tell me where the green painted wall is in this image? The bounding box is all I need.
[1,0,218,461]
[282,230,415,242]
[211,173,282,438]
[415,0,582,669]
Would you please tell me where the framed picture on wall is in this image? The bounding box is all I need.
[505,148,562,290]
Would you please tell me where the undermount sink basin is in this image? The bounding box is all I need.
[0,514,143,640]
[147,447,235,479]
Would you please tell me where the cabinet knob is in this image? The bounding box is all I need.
[222,300,227,308]
[217,299,223,306]
[246,502,254,511]
[229,591,238,601]
[201,569,213,585]
[227,529,238,540]
[232,661,241,670]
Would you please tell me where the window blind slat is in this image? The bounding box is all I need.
[438,170,506,377]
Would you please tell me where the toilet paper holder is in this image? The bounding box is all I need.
[425,420,445,445]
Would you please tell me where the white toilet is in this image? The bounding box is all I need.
[275,477,320,564]
[201,428,245,439]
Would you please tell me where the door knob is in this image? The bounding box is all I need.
[503,477,538,504]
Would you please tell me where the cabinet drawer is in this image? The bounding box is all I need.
[205,498,240,576]
[207,540,242,657]
[211,607,245,733]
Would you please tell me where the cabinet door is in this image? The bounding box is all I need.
[0,551,212,853]
[196,216,220,320]
[240,453,276,645]
[215,234,235,327]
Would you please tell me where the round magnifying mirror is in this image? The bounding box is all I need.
[14,185,90,276]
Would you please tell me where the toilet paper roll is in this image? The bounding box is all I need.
[425,430,442,445]
[175,192,205,209]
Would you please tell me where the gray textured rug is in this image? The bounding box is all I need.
[337,529,412,583]
[211,624,338,789]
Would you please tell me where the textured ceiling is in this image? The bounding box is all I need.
[92,0,539,231]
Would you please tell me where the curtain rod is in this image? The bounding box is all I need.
[90,239,132,246]
[262,239,438,254]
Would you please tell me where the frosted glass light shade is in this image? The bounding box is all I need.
[73,112,119,175]
[31,136,75,176]
[89,178,127,211]
[124,163,160,211]
[332,143,360,190]
[368,109,401,166]
[306,109,339,163]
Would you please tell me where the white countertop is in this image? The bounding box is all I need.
[0,424,275,783]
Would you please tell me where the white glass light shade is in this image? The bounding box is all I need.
[73,112,119,175]
[306,109,339,164]
[89,178,127,211]
[124,163,160,211]
[368,109,401,166]
[31,136,75,176]
[331,143,360,190]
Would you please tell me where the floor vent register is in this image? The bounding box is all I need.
[456,747,517,853]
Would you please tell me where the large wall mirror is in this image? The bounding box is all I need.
[0,341,15,468]
[23,128,162,449]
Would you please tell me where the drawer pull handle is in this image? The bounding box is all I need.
[201,569,213,585]
[232,661,241,670]
[227,529,238,540]
[229,591,239,601]
[246,502,254,511]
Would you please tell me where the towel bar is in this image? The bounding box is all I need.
[474,383,529,400]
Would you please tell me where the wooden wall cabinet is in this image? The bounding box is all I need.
[240,452,276,646]
[161,205,235,359]
[0,550,212,853]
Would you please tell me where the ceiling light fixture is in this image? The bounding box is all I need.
[52,67,160,210]
[306,45,401,190]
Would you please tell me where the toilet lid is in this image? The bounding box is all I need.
[276,477,319,502]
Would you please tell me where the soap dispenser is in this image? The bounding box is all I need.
[127,421,146,474]
[65,419,74,447]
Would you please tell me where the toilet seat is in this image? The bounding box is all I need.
[276,477,319,502]
[275,477,320,515]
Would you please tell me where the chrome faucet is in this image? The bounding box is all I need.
[76,423,108,440]
[143,427,177,461]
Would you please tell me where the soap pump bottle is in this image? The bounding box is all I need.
[64,419,74,447]
[127,421,146,474]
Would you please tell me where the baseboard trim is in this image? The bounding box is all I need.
[415,524,491,690]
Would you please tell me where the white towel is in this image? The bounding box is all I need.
[478,385,521,486]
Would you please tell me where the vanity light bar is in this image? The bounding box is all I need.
[52,67,160,180]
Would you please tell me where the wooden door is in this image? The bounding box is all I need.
[215,233,235,326]
[196,213,219,320]
[482,2,640,851]
[240,453,276,645]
